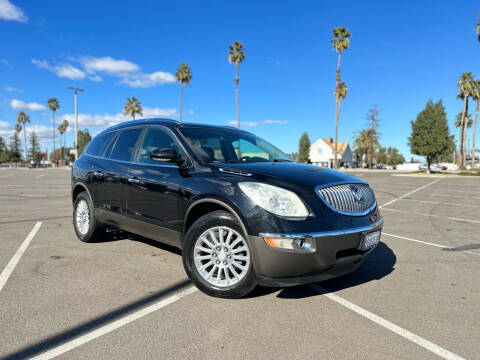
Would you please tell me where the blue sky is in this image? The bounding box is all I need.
[0,0,479,159]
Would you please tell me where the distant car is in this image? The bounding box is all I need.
[419,163,446,172]
[71,119,383,298]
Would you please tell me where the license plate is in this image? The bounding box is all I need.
[359,230,381,251]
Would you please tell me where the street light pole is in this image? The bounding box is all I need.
[67,86,84,160]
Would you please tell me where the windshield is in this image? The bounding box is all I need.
[179,126,292,164]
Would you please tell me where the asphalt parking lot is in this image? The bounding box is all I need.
[0,168,478,360]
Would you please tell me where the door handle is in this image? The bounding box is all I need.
[94,171,103,178]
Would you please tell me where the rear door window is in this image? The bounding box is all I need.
[84,132,115,157]
[109,128,142,161]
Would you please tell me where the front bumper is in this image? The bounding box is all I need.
[248,217,384,287]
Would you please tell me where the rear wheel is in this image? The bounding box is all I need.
[182,211,257,298]
[73,191,106,243]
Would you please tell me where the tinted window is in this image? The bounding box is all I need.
[84,132,115,157]
[137,128,179,164]
[109,129,142,161]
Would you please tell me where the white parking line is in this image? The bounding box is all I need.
[0,222,42,293]
[380,178,441,208]
[35,173,47,179]
[398,198,480,208]
[383,233,480,256]
[309,284,465,360]
[32,286,198,360]
[0,174,12,178]
[430,193,480,200]
[381,207,480,224]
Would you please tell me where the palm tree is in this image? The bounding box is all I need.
[476,14,480,42]
[176,63,192,122]
[124,97,143,120]
[62,119,69,156]
[331,27,351,168]
[16,111,30,162]
[333,82,348,168]
[353,128,379,168]
[471,81,480,168]
[58,122,66,164]
[455,112,473,161]
[457,72,475,166]
[228,41,245,129]
[353,129,370,167]
[47,98,60,165]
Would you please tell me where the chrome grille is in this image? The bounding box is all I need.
[316,183,376,215]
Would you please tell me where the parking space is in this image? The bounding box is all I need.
[0,169,478,359]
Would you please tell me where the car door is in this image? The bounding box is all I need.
[126,126,186,246]
[92,128,142,225]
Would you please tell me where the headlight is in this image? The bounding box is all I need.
[238,182,309,218]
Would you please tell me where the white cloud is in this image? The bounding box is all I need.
[32,59,86,80]
[0,0,27,22]
[1,58,12,67]
[263,120,287,124]
[0,120,10,128]
[80,56,139,74]
[119,71,176,88]
[228,120,259,127]
[88,75,103,82]
[62,107,177,128]
[4,85,23,93]
[188,109,194,116]
[0,123,53,147]
[10,99,47,111]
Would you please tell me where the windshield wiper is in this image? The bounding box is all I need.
[273,159,293,162]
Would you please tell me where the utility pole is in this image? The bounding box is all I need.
[67,86,84,160]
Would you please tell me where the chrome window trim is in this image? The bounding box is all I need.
[84,124,193,169]
[315,181,377,217]
[260,217,383,240]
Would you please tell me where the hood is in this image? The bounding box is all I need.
[213,162,365,194]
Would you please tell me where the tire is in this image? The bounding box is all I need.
[182,210,257,298]
[73,191,106,243]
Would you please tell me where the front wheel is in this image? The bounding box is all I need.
[182,211,257,298]
[73,191,106,243]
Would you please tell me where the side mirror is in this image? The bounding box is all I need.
[150,148,180,163]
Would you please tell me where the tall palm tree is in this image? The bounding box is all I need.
[457,72,475,167]
[331,27,351,168]
[16,111,30,161]
[333,82,348,168]
[228,41,245,129]
[176,63,192,122]
[47,97,60,165]
[62,119,69,155]
[58,122,66,164]
[124,97,143,120]
[471,81,480,168]
[476,14,480,42]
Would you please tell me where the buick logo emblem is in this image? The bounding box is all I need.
[350,185,363,202]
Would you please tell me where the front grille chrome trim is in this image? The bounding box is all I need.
[315,182,377,216]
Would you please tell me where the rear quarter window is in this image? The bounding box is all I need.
[84,132,115,157]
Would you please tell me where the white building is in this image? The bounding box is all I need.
[309,138,354,168]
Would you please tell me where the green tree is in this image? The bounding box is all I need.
[476,14,480,42]
[388,147,405,166]
[333,81,348,168]
[47,97,60,163]
[16,111,30,161]
[77,129,91,156]
[471,80,479,167]
[28,131,42,164]
[331,27,350,168]
[11,124,22,162]
[353,129,370,167]
[408,100,455,173]
[457,72,475,166]
[228,41,245,128]
[298,132,311,163]
[366,106,381,169]
[124,97,143,120]
[176,63,192,122]
[0,136,6,152]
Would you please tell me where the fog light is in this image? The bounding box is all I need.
[263,236,315,252]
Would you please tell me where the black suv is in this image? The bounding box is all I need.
[72,119,383,298]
